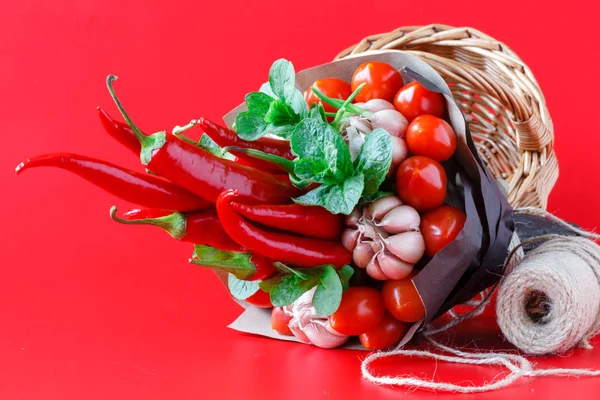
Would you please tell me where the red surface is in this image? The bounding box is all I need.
[2,0,600,398]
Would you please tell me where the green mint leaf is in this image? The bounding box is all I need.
[264,100,298,126]
[291,118,352,183]
[197,134,236,161]
[312,266,343,316]
[268,59,307,117]
[269,59,296,101]
[270,274,319,307]
[354,128,393,196]
[259,82,277,98]
[289,173,312,189]
[245,92,274,116]
[293,173,365,215]
[191,245,257,280]
[336,265,354,292]
[294,158,329,183]
[287,89,308,117]
[235,112,268,141]
[259,275,282,293]
[274,262,312,279]
[228,274,260,300]
[266,123,297,140]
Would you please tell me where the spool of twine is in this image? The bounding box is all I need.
[361,208,600,393]
[497,235,600,354]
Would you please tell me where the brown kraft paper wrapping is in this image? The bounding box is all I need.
[219,51,514,348]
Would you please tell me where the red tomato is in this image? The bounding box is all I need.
[351,62,403,103]
[420,205,466,257]
[396,156,447,211]
[304,78,352,114]
[271,306,293,336]
[359,313,409,350]
[394,81,446,122]
[328,286,385,335]
[244,289,273,308]
[382,275,425,322]
[406,115,457,161]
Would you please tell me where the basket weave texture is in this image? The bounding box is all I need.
[336,24,558,209]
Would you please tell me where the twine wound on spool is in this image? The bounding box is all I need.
[362,208,600,393]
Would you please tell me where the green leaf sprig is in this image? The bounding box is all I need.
[231,59,394,215]
[235,59,308,141]
[259,264,354,316]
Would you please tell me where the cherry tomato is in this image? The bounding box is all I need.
[271,306,293,336]
[244,289,273,308]
[351,62,403,103]
[304,78,352,114]
[328,286,385,335]
[394,81,446,122]
[420,205,466,257]
[396,156,446,211]
[359,312,409,350]
[406,115,457,161]
[382,275,425,322]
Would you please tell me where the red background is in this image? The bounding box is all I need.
[2,0,600,398]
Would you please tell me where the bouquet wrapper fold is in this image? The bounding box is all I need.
[220,51,515,348]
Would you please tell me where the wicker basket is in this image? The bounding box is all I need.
[336,24,558,209]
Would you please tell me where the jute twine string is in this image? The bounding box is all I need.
[362,208,600,393]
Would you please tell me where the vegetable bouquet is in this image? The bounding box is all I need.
[16,52,513,349]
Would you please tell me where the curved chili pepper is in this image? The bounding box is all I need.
[191,247,276,281]
[106,76,301,205]
[15,153,211,211]
[121,208,172,220]
[231,202,344,240]
[110,206,243,251]
[99,107,272,173]
[198,117,293,160]
[216,189,351,268]
[97,106,143,155]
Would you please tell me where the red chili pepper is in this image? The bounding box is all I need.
[97,106,143,155]
[98,108,269,171]
[110,207,243,251]
[230,202,343,240]
[216,189,351,268]
[15,153,211,211]
[199,117,294,169]
[106,76,301,205]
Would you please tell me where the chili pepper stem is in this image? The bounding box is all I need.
[105,75,166,165]
[223,146,295,174]
[172,120,199,136]
[109,205,187,240]
[189,258,255,280]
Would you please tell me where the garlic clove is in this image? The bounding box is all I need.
[366,256,388,280]
[303,321,350,348]
[377,250,414,280]
[353,242,375,268]
[371,109,409,138]
[345,207,362,228]
[391,136,409,165]
[385,231,426,264]
[379,205,421,234]
[361,99,395,113]
[341,228,360,251]
[367,196,403,221]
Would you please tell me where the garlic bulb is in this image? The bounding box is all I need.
[342,196,425,280]
[285,288,349,348]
